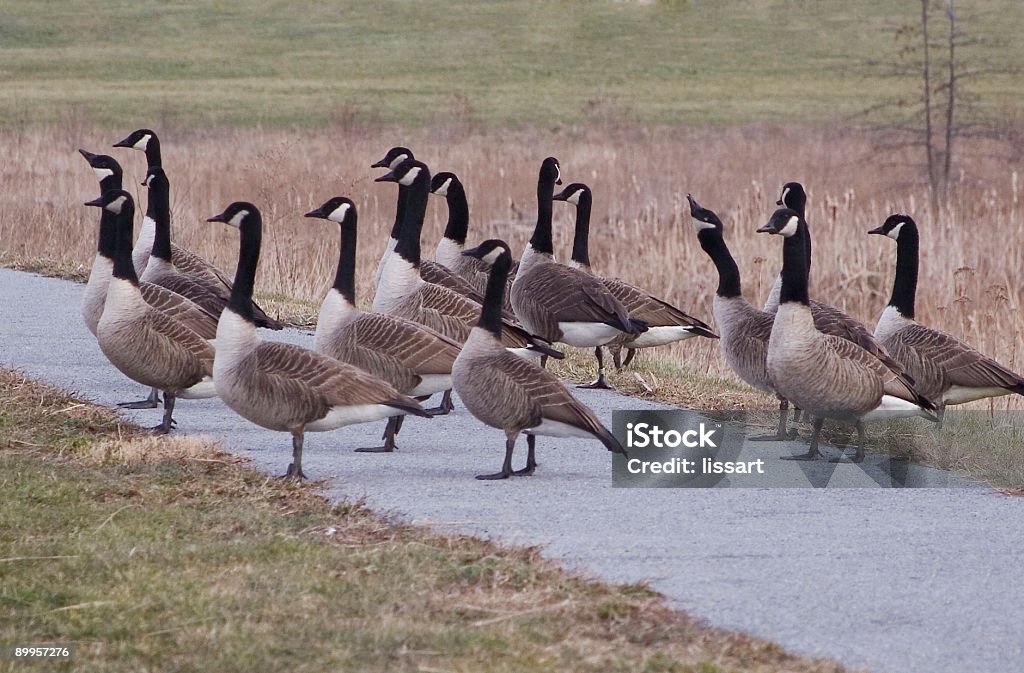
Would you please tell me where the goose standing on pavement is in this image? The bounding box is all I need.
[688,194,794,440]
[759,208,936,462]
[371,147,485,303]
[554,182,717,388]
[207,202,430,479]
[85,190,217,433]
[870,213,1024,423]
[430,170,518,312]
[454,239,627,479]
[510,158,646,386]
[305,196,462,451]
[79,149,218,410]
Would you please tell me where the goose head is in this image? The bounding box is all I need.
[687,194,724,233]
[539,156,563,188]
[113,128,157,152]
[429,171,461,198]
[207,202,260,230]
[776,182,807,213]
[84,189,133,215]
[375,158,429,187]
[78,149,123,186]
[305,196,356,225]
[371,146,414,169]
[757,207,802,237]
[462,238,512,267]
[552,182,590,207]
[868,213,916,240]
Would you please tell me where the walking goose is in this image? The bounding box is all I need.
[373,158,562,360]
[305,195,462,451]
[759,208,936,462]
[453,239,627,479]
[688,194,795,440]
[207,201,431,479]
[870,213,1024,422]
[510,158,646,386]
[113,129,282,329]
[79,150,218,410]
[85,190,217,433]
[430,170,518,312]
[554,182,717,387]
[371,147,485,303]
[137,166,280,328]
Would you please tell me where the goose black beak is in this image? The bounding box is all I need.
[551,188,569,201]
[112,134,133,148]
[78,148,98,162]
[555,177,563,186]
[374,171,398,183]
[206,212,228,223]
[83,196,104,208]
[775,198,783,206]
[867,226,887,235]
[461,244,484,258]
[370,158,389,168]
[304,207,326,219]
[756,223,776,234]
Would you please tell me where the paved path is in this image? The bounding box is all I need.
[2,268,1022,673]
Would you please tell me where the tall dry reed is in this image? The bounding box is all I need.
[2,121,1021,409]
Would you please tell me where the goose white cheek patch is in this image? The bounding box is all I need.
[481,247,504,264]
[228,210,249,228]
[93,167,114,181]
[433,178,452,196]
[887,222,905,240]
[398,166,421,186]
[779,215,799,237]
[329,203,351,223]
[691,219,716,232]
[567,190,582,205]
[133,135,151,150]
[389,153,409,169]
[106,195,127,214]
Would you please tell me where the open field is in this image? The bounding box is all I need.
[1,1,1023,127]
[0,367,850,673]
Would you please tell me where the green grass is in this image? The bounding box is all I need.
[0,369,847,673]
[2,0,1022,128]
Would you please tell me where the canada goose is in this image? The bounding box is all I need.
[373,158,562,360]
[765,181,908,380]
[79,149,218,411]
[510,158,646,386]
[305,195,462,452]
[207,201,431,479]
[454,238,626,479]
[554,182,717,388]
[371,147,486,303]
[759,208,936,462]
[688,194,795,440]
[113,130,282,330]
[85,190,217,433]
[430,170,518,312]
[869,213,1024,422]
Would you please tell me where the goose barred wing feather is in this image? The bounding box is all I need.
[253,341,422,412]
[809,300,908,379]
[170,242,233,291]
[821,334,933,409]
[144,310,215,379]
[138,282,219,340]
[514,264,637,340]
[887,324,1024,394]
[353,313,461,375]
[487,351,623,453]
[452,254,517,314]
[402,283,531,348]
[421,260,487,305]
[602,276,714,332]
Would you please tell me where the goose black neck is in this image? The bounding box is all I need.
[111,202,140,284]
[779,222,810,306]
[99,171,122,195]
[96,170,123,257]
[148,176,172,262]
[229,216,262,322]
[697,230,742,298]
[568,194,593,268]
[888,224,919,318]
[145,137,162,169]
[529,175,556,255]
[333,216,358,305]
[479,254,512,338]
[393,174,429,266]
[390,185,407,240]
[441,182,470,245]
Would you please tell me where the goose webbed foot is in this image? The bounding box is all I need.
[423,390,455,416]
[578,374,612,390]
[119,388,161,409]
[283,463,308,480]
[512,436,537,476]
[149,394,176,434]
[477,436,516,481]
[357,417,400,452]
[781,417,823,461]
[284,433,308,479]
[830,425,866,463]
[476,468,512,480]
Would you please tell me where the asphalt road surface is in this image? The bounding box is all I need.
[3,268,1022,673]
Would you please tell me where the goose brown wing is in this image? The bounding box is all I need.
[253,341,414,410]
[170,243,233,291]
[890,323,1024,392]
[421,260,487,304]
[602,277,713,330]
[145,308,215,379]
[822,334,930,407]
[489,352,619,450]
[138,282,219,340]
[520,264,633,329]
[353,313,461,376]
[810,300,908,379]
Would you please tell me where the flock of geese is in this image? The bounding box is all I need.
[76,129,1024,479]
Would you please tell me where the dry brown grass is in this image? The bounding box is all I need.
[2,122,1023,412]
